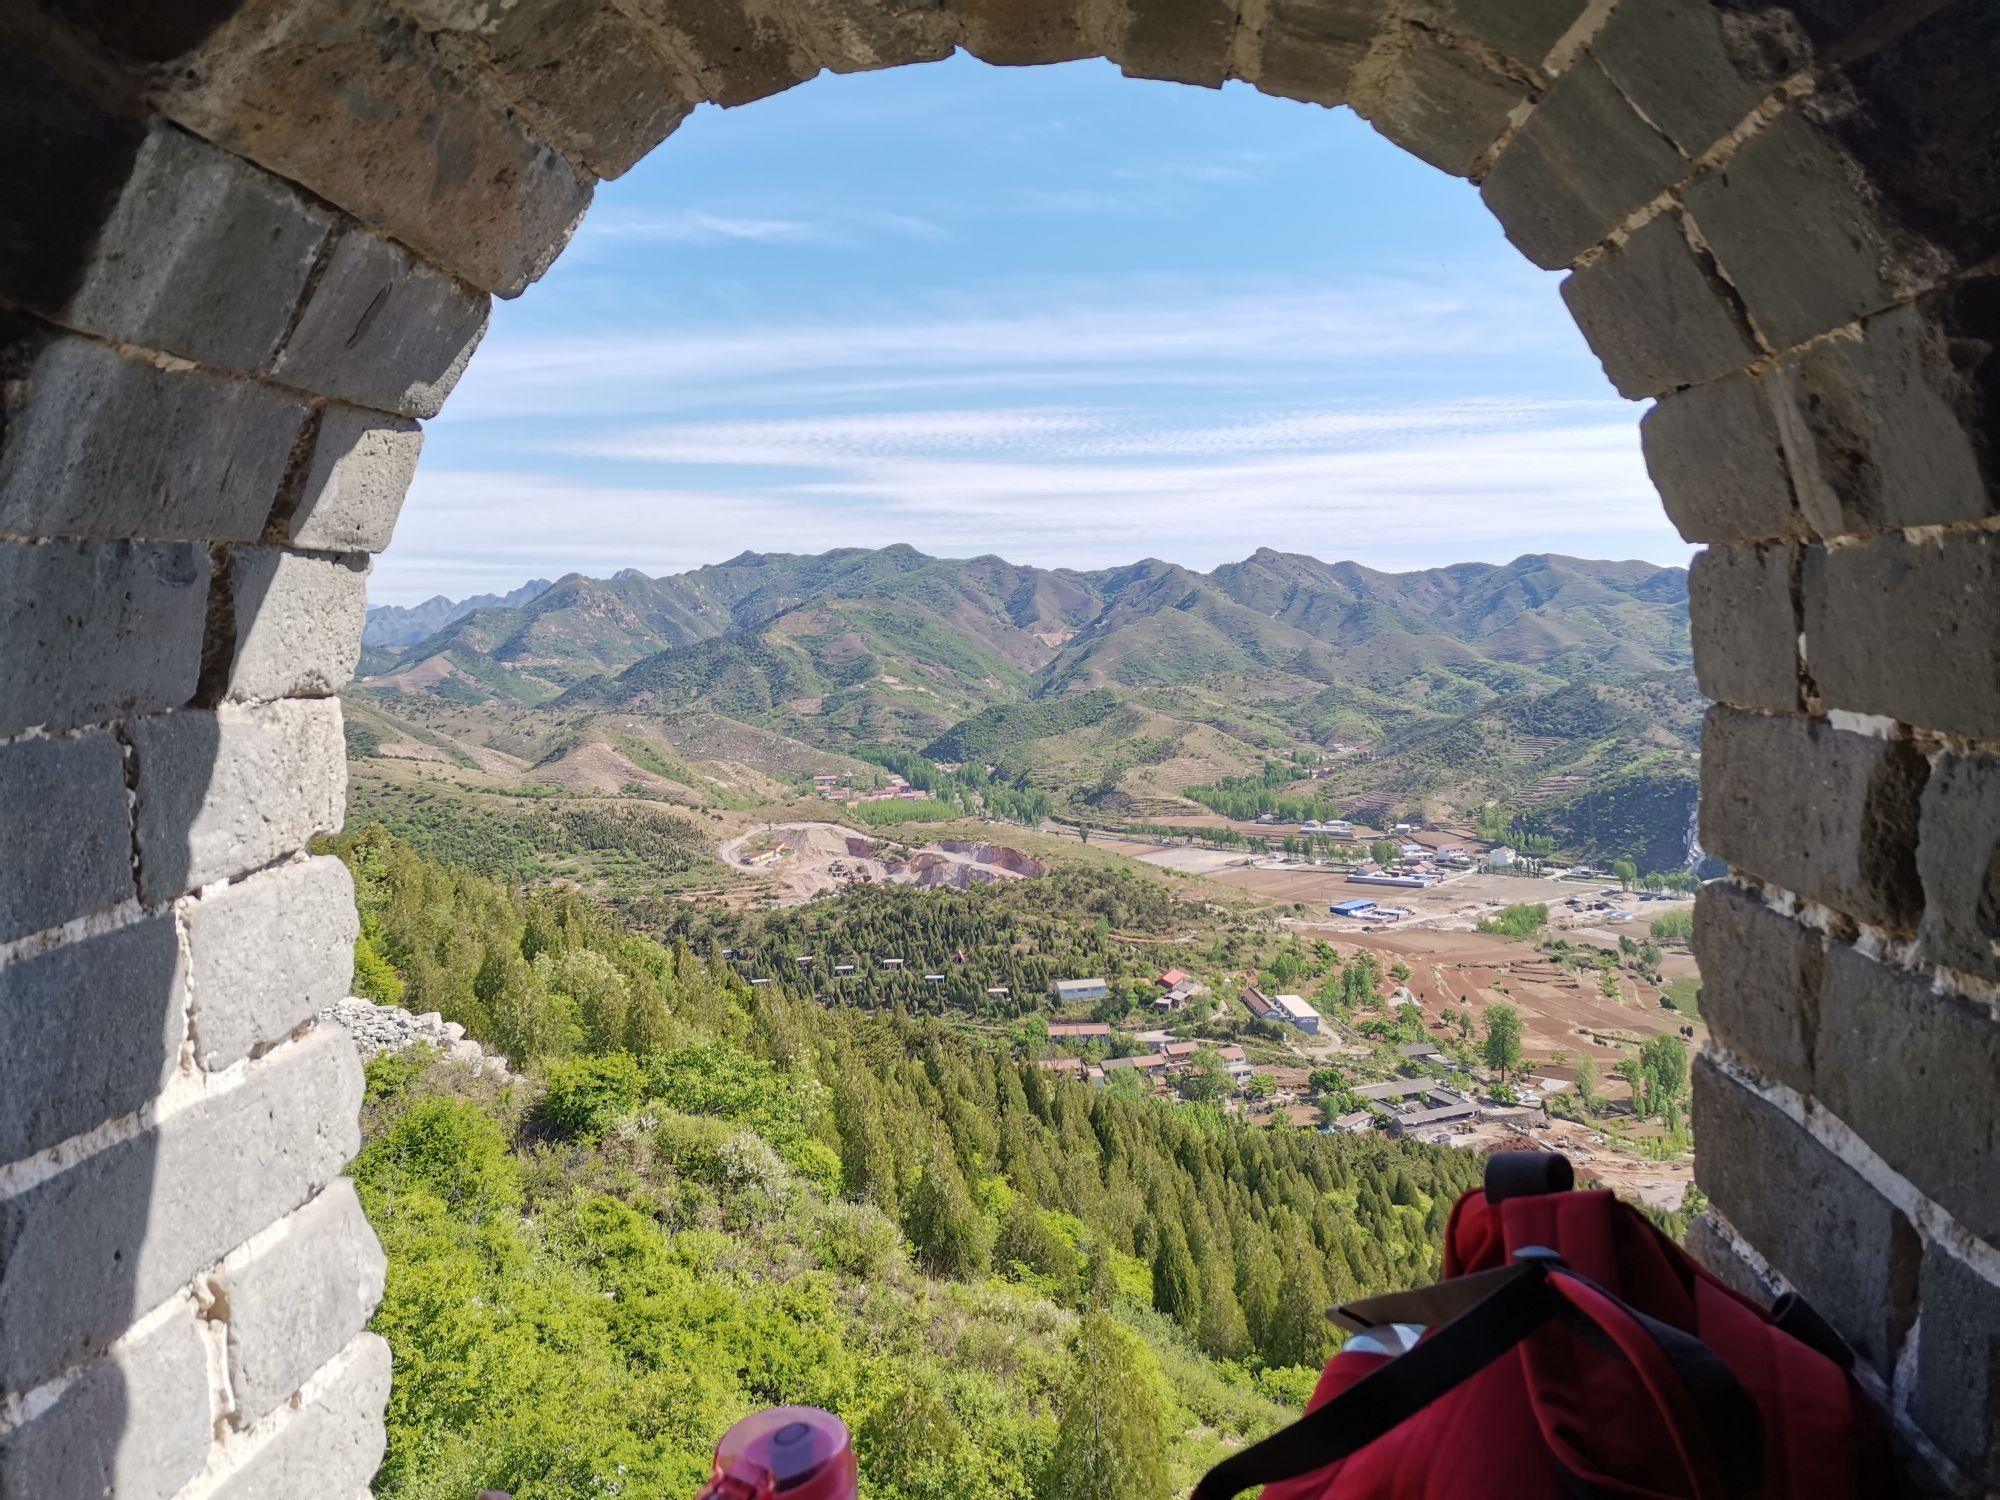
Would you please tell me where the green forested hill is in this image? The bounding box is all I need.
[333,828,1482,1498]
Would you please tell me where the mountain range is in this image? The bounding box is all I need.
[361,578,553,649]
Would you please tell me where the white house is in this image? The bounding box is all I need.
[1272,994,1322,1034]
[1486,846,1518,869]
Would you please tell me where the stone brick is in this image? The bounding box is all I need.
[218,1179,385,1426]
[1409,0,1584,68]
[159,0,591,297]
[269,229,490,421]
[1560,211,1760,399]
[210,1332,390,1500]
[1692,1054,1918,1370]
[0,1303,212,1500]
[1684,1211,1781,1303]
[208,548,369,704]
[1816,943,2000,1245]
[0,330,307,545]
[1684,110,1904,353]
[1364,31,1527,178]
[623,0,818,103]
[1688,542,1799,711]
[0,915,184,1161]
[946,0,1098,67]
[0,1026,363,1393]
[1803,531,2000,744]
[1693,882,1821,1093]
[1934,274,2000,505]
[1917,752,2000,984]
[1115,0,1238,88]
[1251,0,1386,107]
[784,0,957,74]
[130,699,346,903]
[403,0,697,178]
[1699,706,1926,932]
[1588,0,1779,158]
[185,857,357,1072]
[279,405,422,554]
[1910,1244,2000,1488]
[1769,303,1992,538]
[0,730,133,944]
[1482,57,1687,270]
[0,538,208,738]
[62,124,330,372]
[1640,372,1803,544]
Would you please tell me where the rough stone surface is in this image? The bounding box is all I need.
[946,0,1097,66]
[270,229,490,420]
[321,996,520,1080]
[1692,1053,1918,1371]
[1688,542,1798,711]
[1589,0,1777,158]
[1910,1243,2000,1488]
[0,915,184,1161]
[0,1302,212,1500]
[160,0,591,296]
[186,858,358,1072]
[1561,211,1760,399]
[1411,0,1584,67]
[1684,110,1904,353]
[1482,56,1687,269]
[1803,531,2000,744]
[130,698,347,902]
[1683,1211,1782,1303]
[62,123,330,372]
[281,405,423,554]
[1699,706,1927,933]
[210,548,369,704]
[1115,0,1238,87]
[1693,882,1820,1095]
[1916,751,2000,985]
[1365,31,1527,177]
[1816,944,2000,1245]
[0,538,208,738]
[1251,0,1386,106]
[785,0,957,74]
[0,1026,363,1394]
[624,0,819,103]
[218,1179,386,1426]
[0,730,134,944]
[1640,372,1803,544]
[0,330,308,545]
[209,1332,391,1500]
[1771,304,1992,538]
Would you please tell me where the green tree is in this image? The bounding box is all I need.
[1267,1231,1337,1369]
[1640,1033,1688,1104]
[1611,858,1638,890]
[1042,1312,1171,1500]
[1481,1003,1525,1082]
[1370,840,1401,867]
[904,1145,988,1279]
[1178,1050,1229,1104]
[352,933,405,1005]
[1195,1241,1250,1361]
[857,1384,985,1500]
[1150,1219,1200,1333]
[1574,1054,1599,1117]
[1599,971,1621,1001]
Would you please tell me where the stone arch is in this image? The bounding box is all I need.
[0,0,1995,1491]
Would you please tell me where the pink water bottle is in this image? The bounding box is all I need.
[695,1406,859,1499]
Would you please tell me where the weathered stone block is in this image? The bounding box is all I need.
[0,1301,212,1500]
[1910,1243,2000,1488]
[63,123,330,371]
[1684,110,1903,353]
[1116,0,1238,87]
[210,548,369,704]
[0,915,184,1161]
[0,1026,363,1393]
[210,1332,390,1500]
[1817,944,2000,1244]
[785,0,958,73]
[1251,0,1386,106]
[1560,211,1760,399]
[1589,0,1777,158]
[1916,752,2000,984]
[1409,0,1584,68]
[270,229,490,420]
[1699,706,1926,932]
[1640,372,1803,544]
[218,1179,385,1426]
[1692,1053,1918,1370]
[281,405,422,554]
[624,0,818,102]
[1482,57,1687,269]
[0,329,306,545]
[1693,882,1820,1093]
[0,730,134,944]
[1803,531,2000,744]
[1689,543,1799,711]
[1769,304,1992,538]
[185,857,357,1072]
[0,538,208,738]
[159,0,591,296]
[130,698,347,902]
[946,0,1098,66]
[1365,30,1527,178]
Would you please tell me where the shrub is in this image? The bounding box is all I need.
[540,1053,645,1139]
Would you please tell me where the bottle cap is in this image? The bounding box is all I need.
[699,1406,858,1500]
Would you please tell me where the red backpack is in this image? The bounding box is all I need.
[1194,1153,1887,1499]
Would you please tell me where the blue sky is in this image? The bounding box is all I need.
[374,54,1682,605]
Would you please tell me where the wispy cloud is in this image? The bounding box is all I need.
[588,210,831,245]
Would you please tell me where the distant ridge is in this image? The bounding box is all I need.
[363,578,553,649]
